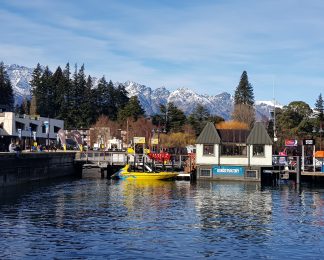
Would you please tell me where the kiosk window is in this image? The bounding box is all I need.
[253,145,265,157]
[203,144,214,155]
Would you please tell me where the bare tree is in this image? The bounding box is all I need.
[232,103,255,129]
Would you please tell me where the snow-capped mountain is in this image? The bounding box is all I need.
[121,81,170,116]
[4,64,33,104]
[122,82,233,119]
[5,64,275,120]
[123,82,277,120]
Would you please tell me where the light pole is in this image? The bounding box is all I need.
[319,123,324,151]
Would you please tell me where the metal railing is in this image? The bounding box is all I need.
[79,151,127,166]
[272,155,298,172]
[77,151,196,172]
[272,155,324,172]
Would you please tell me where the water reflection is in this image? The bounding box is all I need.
[1,178,324,259]
[192,181,272,257]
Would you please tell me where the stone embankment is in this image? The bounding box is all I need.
[0,152,79,187]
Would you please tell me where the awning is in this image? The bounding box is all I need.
[315,151,324,158]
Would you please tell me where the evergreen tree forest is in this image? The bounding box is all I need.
[27,62,224,138]
[29,63,132,129]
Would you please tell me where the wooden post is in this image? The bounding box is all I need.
[143,154,145,172]
[106,164,113,179]
[301,145,305,171]
[179,155,182,169]
[296,156,301,184]
[313,145,316,172]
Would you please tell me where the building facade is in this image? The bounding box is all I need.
[196,122,273,181]
[0,112,64,150]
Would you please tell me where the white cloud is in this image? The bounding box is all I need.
[1,0,324,105]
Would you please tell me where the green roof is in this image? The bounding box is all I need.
[247,122,273,145]
[196,122,221,144]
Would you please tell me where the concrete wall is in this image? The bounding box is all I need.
[0,152,78,187]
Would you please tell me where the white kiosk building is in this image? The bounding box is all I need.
[196,122,273,181]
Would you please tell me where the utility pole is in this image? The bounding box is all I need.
[273,78,277,142]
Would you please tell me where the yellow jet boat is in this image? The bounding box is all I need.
[112,164,179,180]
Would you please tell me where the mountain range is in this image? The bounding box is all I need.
[4,64,276,120]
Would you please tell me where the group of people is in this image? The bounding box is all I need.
[8,141,22,153]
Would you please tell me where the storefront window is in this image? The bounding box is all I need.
[200,169,212,177]
[253,145,265,157]
[221,143,247,156]
[203,144,214,155]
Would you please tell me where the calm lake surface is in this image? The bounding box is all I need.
[1,174,324,259]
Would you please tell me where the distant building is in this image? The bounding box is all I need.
[195,122,273,181]
[89,127,111,149]
[64,128,90,147]
[0,112,64,150]
[107,137,123,151]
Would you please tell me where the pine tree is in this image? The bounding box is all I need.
[60,63,72,125]
[154,104,168,131]
[34,66,54,117]
[30,63,43,94]
[106,80,118,120]
[94,76,109,117]
[52,66,65,118]
[0,62,14,111]
[233,71,255,128]
[234,71,254,106]
[80,75,95,127]
[188,104,211,136]
[153,103,186,133]
[166,102,186,133]
[114,84,129,111]
[315,93,324,122]
[118,96,145,121]
[76,64,87,127]
[29,63,43,115]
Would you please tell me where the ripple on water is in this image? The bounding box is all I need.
[1,179,324,259]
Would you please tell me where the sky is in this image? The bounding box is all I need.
[1,0,324,106]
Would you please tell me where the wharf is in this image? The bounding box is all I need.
[76,151,195,180]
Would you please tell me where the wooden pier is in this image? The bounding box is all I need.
[75,151,195,180]
[265,155,324,184]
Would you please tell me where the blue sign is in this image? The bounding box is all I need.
[212,166,245,177]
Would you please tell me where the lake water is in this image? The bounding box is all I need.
[1,175,324,259]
